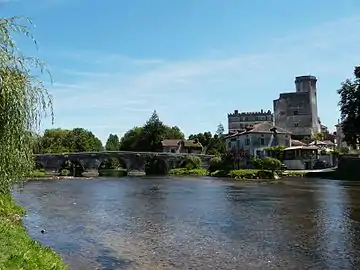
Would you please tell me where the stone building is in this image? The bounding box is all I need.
[273,75,320,140]
[161,139,203,154]
[227,109,273,134]
[224,122,291,156]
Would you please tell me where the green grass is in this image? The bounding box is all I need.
[169,168,208,176]
[0,195,69,270]
[27,169,47,178]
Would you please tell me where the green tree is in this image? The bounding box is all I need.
[0,17,52,193]
[216,123,225,136]
[337,66,360,148]
[39,128,103,153]
[105,134,120,151]
[165,126,185,140]
[188,132,212,148]
[139,110,167,152]
[66,128,103,152]
[40,128,71,153]
[119,111,186,152]
[207,134,226,155]
[119,126,143,151]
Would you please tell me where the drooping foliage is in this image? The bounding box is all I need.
[337,66,360,148]
[0,17,53,193]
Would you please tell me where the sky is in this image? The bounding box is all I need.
[1,0,360,143]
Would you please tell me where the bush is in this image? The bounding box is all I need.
[249,157,263,169]
[262,157,282,171]
[60,169,70,176]
[228,169,276,180]
[208,156,222,172]
[182,155,202,170]
[28,170,47,178]
[169,168,207,176]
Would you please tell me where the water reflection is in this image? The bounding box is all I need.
[12,177,360,269]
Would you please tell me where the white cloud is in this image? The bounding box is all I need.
[45,15,360,141]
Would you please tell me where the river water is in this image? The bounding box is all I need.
[12,177,360,270]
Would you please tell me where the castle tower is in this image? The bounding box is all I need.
[295,76,320,134]
[273,75,320,140]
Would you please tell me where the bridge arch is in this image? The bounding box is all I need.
[145,156,169,175]
[59,159,85,177]
[98,157,128,177]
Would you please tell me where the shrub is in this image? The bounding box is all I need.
[182,155,202,170]
[60,169,70,176]
[262,157,282,171]
[249,157,263,169]
[208,156,222,172]
[169,168,207,176]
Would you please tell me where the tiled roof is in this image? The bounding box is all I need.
[247,122,290,134]
[224,122,290,139]
[161,139,180,147]
[291,139,306,146]
[161,139,203,148]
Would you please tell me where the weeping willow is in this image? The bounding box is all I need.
[0,17,53,193]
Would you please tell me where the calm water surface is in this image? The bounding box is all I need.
[12,177,360,270]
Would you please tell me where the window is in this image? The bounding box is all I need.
[293,111,299,115]
[245,135,250,145]
[294,123,299,127]
[228,141,231,149]
[260,136,265,145]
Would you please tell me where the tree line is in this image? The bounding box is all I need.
[33,111,227,155]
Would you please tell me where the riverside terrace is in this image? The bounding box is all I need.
[34,151,215,175]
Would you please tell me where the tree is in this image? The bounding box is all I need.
[165,126,185,140]
[313,132,324,141]
[67,128,103,152]
[188,132,212,148]
[39,128,103,153]
[119,111,186,152]
[216,123,225,136]
[0,17,53,193]
[139,110,167,152]
[119,126,143,151]
[39,128,71,153]
[105,134,120,151]
[337,66,360,148]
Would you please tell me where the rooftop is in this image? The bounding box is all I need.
[225,122,291,138]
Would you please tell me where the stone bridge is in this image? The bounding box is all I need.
[35,151,215,175]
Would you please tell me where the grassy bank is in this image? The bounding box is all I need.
[0,195,69,269]
[28,169,48,178]
[169,168,308,180]
[210,169,280,180]
[169,168,208,176]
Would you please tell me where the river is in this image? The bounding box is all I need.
[12,176,360,270]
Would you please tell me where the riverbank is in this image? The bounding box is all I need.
[169,168,306,180]
[0,194,68,269]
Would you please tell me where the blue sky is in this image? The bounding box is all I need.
[2,0,360,143]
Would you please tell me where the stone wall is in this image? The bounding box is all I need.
[35,151,214,175]
[273,75,320,138]
[337,155,360,175]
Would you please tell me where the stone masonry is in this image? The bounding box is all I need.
[35,151,214,174]
[273,75,320,139]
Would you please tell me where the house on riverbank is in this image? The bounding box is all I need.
[224,122,291,156]
[161,139,203,154]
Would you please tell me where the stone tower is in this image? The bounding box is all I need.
[273,75,320,140]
